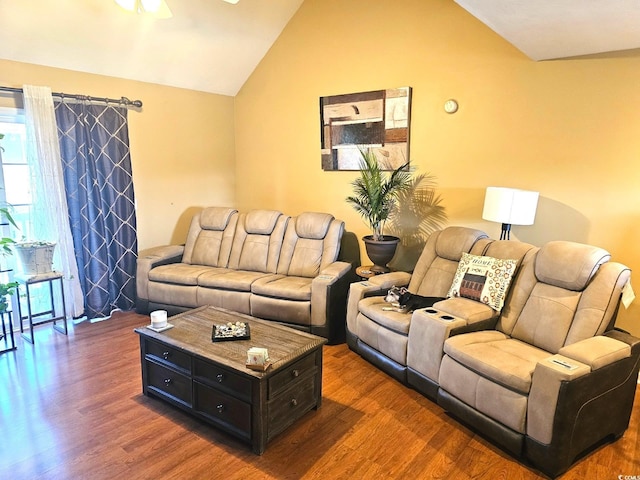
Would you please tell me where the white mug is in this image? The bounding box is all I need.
[150,310,168,328]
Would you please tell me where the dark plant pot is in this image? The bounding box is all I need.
[363,235,400,273]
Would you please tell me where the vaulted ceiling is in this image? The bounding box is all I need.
[1,0,638,97]
[0,0,304,96]
[455,0,640,61]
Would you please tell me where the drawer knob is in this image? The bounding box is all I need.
[291,369,300,378]
[290,398,298,407]
[164,378,172,386]
[216,404,224,413]
[163,351,170,360]
[216,374,224,383]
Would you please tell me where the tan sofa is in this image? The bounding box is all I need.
[346,226,491,382]
[347,227,640,477]
[137,207,357,343]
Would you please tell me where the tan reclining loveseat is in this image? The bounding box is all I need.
[137,207,357,343]
[347,227,639,477]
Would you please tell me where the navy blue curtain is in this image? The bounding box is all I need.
[54,101,138,319]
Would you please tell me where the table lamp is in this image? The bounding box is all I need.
[482,187,539,240]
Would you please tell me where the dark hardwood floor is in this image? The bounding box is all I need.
[1,311,638,479]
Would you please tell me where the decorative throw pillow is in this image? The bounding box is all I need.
[447,253,518,312]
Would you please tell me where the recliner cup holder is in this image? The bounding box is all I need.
[420,307,457,322]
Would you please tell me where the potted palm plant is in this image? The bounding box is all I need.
[14,241,56,275]
[346,147,413,273]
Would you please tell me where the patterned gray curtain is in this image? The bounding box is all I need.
[54,101,138,319]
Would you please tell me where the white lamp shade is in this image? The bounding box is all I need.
[482,187,539,226]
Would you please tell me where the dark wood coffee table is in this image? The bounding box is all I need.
[134,306,327,454]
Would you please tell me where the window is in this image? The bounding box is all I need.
[1,108,51,315]
[0,107,32,242]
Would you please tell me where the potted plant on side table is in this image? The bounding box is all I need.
[14,241,56,276]
[346,147,413,273]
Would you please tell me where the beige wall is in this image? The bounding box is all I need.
[235,0,640,335]
[0,59,236,250]
[1,0,639,335]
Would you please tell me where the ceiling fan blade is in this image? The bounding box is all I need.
[115,0,172,18]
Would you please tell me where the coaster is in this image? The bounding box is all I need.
[246,361,272,372]
[146,323,174,333]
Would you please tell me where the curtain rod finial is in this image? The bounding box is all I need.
[120,96,143,108]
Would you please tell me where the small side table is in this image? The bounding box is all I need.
[0,310,16,354]
[356,265,381,280]
[17,271,68,344]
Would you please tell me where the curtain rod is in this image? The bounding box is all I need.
[0,85,143,108]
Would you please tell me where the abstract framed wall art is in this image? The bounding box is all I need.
[320,86,412,171]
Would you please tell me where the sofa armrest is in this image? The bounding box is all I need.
[310,260,354,344]
[136,245,185,311]
[432,297,497,326]
[407,308,468,382]
[528,355,592,445]
[406,301,498,383]
[605,328,640,353]
[346,271,412,337]
[529,335,632,445]
[526,338,640,477]
[366,271,412,289]
[558,335,632,370]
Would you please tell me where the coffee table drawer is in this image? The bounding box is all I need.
[146,339,191,374]
[146,360,192,407]
[194,382,251,439]
[193,358,252,402]
[268,353,317,399]
[268,374,317,439]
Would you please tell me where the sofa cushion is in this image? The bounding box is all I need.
[435,226,488,261]
[149,264,220,286]
[406,227,489,298]
[251,275,312,301]
[444,332,549,394]
[535,241,610,291]
[183,207,238,267]
[245,210,282,235]
[439,355,529,434]
[295,212,333,239]
[200,207,236,230]
[276,213,344,278]
[358,296,412,335]
[251,296,311,326]
[447,253,518,312]
[287,238,324,278]
[198,269,277,291]
[357,313,410,365]
[564,262,632,345]
[510,283,581,353]
[229,211,288,274]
